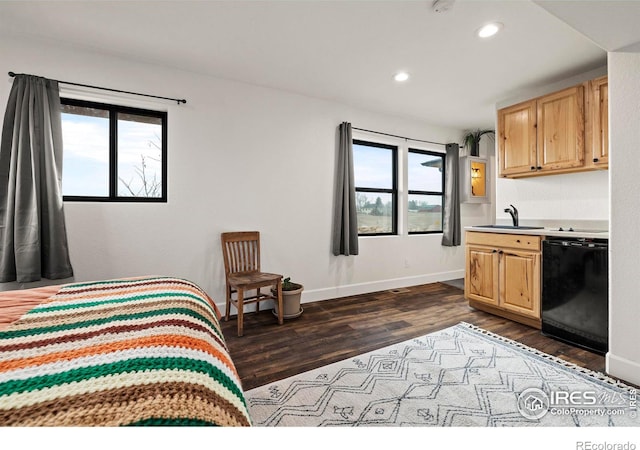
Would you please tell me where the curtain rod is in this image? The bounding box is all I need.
[352,127,446,146]
[8,71,187,105]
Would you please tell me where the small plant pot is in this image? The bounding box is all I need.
[470,141,480,157]
[272,285,304,319]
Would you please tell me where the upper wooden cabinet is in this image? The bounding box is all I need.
[497,100,537,176]
[498,85,586,178]
[537,86,585,171]
[587,76,609,168]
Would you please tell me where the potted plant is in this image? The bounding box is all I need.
[272,277,304,319]
[463,129,495,157]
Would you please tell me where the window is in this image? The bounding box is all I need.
[60,98,167,202]
[407,149,445,234]
[353,140,397,235]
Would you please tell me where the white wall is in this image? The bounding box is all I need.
[0,36,491,310]
[496,171,608,223]
[607,51,640,386]
[494,67,609,226]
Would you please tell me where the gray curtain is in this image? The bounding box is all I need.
[442,143,461,247]
[0,75,74,282]
[331,122,358,256]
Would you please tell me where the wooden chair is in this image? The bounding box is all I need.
[221,231,283,336]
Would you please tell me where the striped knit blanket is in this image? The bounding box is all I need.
[0,276,251,426]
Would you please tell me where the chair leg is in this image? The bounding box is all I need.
[276,279,283,326]
[256,288,260,313]
[225,285,231,322]
[237,287,244,337]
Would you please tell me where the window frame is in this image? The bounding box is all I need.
[407,148,445,235]
[60,97,168,203]
[353,139,398,236]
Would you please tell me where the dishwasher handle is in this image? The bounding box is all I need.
[543,239,608,249]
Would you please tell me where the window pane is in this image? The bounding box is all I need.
[356,192,393,234]
[353,143,393,189]
[408,194,442,232]
[117,113,163,198]
[408,151,443,192]
[61,105,110,197]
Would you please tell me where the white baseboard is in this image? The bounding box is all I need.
[301,270,465,303]
[606,352,640,387]
[216,269,465,316]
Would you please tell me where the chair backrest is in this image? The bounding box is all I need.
[221,231,261,276]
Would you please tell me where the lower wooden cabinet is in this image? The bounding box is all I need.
[466,245,499,306]
[465,232,541,328]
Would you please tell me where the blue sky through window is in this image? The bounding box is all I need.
[408,152,443,192]
[61,112,109,197]
[353,143,393,189]
[117,115,162,197]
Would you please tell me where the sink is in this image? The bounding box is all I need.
[472,225,545,230]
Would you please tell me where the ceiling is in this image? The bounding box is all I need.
[0,1,638,130]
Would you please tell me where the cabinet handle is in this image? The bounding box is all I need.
[537,166,542,170]
[516,239,521,243]
[593,158,599,163]
[492,249,497,253]
[530,166,536,171]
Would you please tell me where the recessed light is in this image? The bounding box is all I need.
[394,72,410,82]
[477,22,503,38]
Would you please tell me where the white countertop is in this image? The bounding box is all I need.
[465,225,609,240]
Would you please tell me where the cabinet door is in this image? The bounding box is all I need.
[591,76,608,167]
[499,250,540,319]
[498,100,537,177]
[536,85,585,171]
[465,245,499,306]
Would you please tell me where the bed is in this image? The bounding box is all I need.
[0,276,251,426]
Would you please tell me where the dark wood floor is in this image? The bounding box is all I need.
[220,281,606,391]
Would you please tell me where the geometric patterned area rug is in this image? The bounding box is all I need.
[246,323,639,426]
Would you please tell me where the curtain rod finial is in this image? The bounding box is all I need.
[8,72,16,77]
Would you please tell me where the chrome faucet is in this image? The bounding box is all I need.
[504,204,519,227]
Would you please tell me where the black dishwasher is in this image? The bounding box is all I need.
[541,237,608,354]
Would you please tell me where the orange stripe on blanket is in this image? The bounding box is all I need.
[0,334,238,377]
